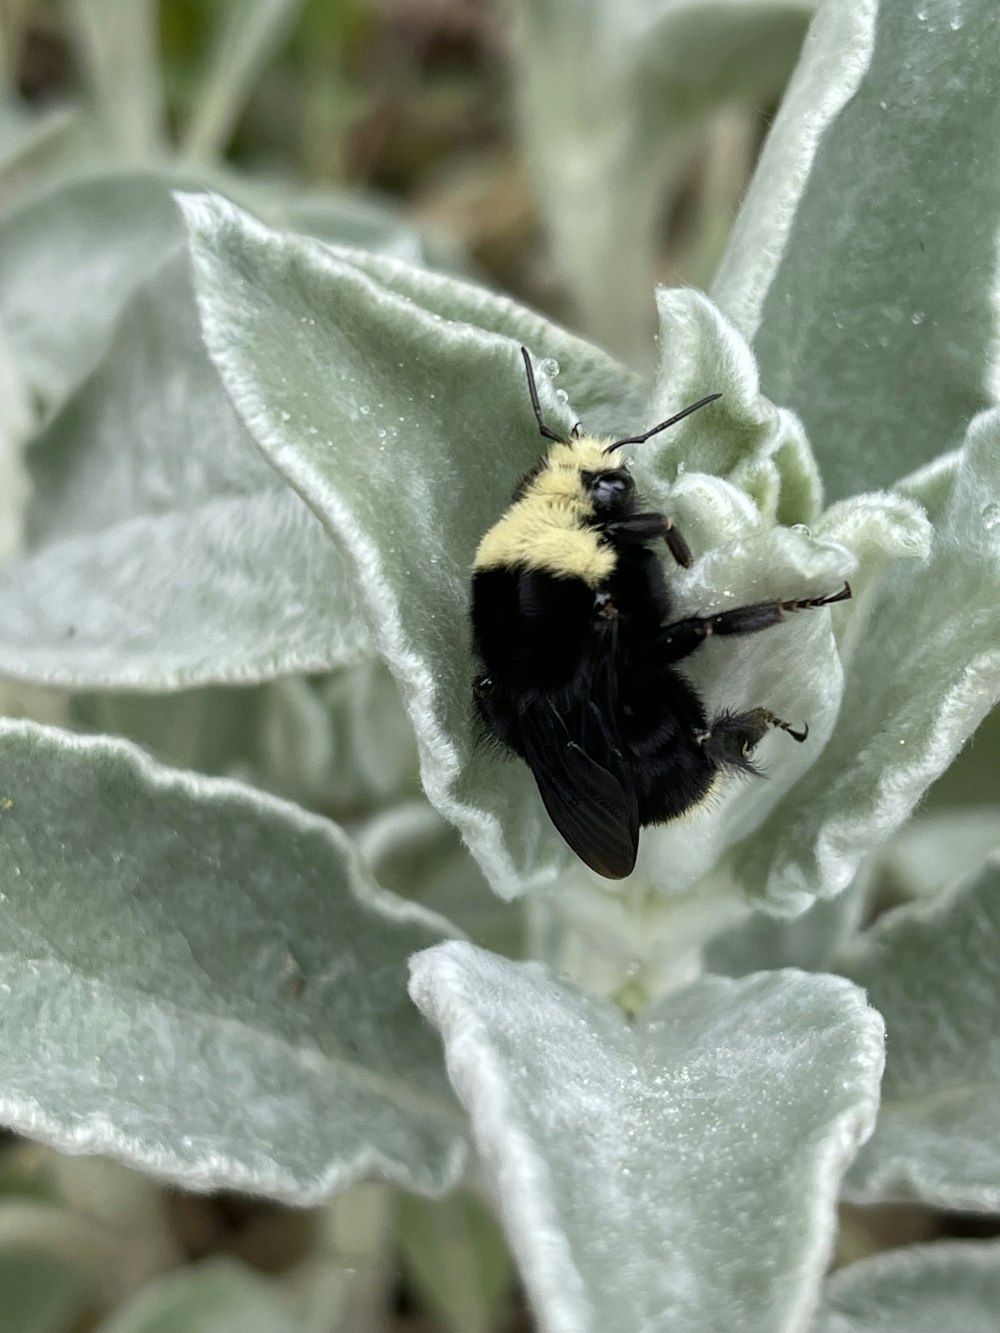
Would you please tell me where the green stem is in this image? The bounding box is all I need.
[70,0,166,158]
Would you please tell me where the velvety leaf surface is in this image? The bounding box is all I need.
[70,661,423,820]
[0,251,368,690]
[0,720,465,1203]
[704,873,870,978]
[0,173,184,405]
[410,941,884,1333]
[0,169,459,409]
[644,287,821,525]
[721,407,1000,912]
[875,807,1000,904]
[841,853,1000,1209]
[716,0,1000,498]
[812,1242,1000,1333]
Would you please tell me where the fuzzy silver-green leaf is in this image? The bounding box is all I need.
[0,720,465,1203]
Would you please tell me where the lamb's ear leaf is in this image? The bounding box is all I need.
[96,1260,306,1333]
[0,169,460,410]
[179,0,308,165]
[395,1190,513,1333]
[410,941,884,1333]
[68,0,166,158]
[0,251,368,691]
[182,189,643,897]
[507,0,815,363]
[841,852,1000,1210]
[0,173,186,406]
[714,0,1000,499]
[0,720,466,1203]
[812,1242,1000,1333]
[725,408,1000,914]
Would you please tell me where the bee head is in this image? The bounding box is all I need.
[581,467,635,514]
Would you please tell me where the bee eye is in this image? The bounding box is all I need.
[473,674,494,698]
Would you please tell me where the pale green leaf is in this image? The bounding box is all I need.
[181,1,307,164]
[69,662,422,819]
[0,173,184,405]
[508,0,814,362]
[69,689,265,780]
[357,802,523,956]
[97,1261,301,1333]
[396,1190,513,1333]
[255,664,419,811]
[0,100,79,184]
[722,407,1000,912]
[410,942,884,1333]
[704,872,871,978]
[875,807,1000,904]
[0,1251,86,1333]
[813,1242,1000,1333]
[842,852,1000,1209]
[0,170,460,409]
[711,0,875,340]
[0,720,466,1203]
[716,0,1000,497]
[68,0,165,158]
[646,286,821,524]
[0,251,367,690]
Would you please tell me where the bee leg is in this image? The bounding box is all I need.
[658,583,852,664]
[697,707,808,770]
[601,512,693,568]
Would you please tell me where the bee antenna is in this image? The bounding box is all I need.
[520,347,567,444]
[604,393,722,454]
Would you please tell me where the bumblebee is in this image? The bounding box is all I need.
[470,348,850,879]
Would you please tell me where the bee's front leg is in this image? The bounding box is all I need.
[601,512,693,568]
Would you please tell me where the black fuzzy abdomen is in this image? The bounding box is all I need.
[471,566,598,690]
[619,645,717,824]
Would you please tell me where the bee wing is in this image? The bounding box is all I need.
[520,694,639,880]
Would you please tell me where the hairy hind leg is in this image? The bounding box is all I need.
[696,708,809,773]
[658,583,851,664]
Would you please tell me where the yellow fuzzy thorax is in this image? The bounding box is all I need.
[473,435,617,587]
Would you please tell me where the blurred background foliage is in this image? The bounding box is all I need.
[0,0,799,359]
[1,2,998,1331]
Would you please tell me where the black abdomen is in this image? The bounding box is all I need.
[471,566,598,690]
